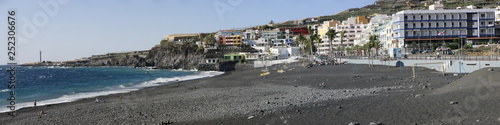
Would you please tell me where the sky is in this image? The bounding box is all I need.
[0,0,376,64]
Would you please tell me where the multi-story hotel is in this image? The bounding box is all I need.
[392,9,497,52]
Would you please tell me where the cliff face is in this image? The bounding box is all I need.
[86,41,239,71]
[146,42,205,70]
[89,55,147,67]
[88,50,150,67]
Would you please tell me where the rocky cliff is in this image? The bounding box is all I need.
[146,41,204,70]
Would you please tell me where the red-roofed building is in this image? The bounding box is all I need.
[279,27,310,36]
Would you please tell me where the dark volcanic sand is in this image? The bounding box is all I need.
[2,64,499,125]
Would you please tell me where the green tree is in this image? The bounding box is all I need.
[203,33,217,46]
[308,31,320,55]
[326,29,337,55]
[368,35,380,56]
[339,30,346,63]
[189,36,199,43]
[353,45,360,56]
[298,34,307,55]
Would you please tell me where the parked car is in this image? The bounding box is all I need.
[411,49,421,54]
[422,49,435,53]
[435,46,451,51]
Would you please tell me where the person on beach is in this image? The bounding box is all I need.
[34,100,37,108]
[94,98,100,103]
[40,109,45,115]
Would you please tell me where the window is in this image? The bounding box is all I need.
[224,56,231,60]
[444,15,446,19]
[444,23,447,27]
[481,14,485,18]
[428,15,431,20]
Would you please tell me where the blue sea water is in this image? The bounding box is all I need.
[0,66,223,113]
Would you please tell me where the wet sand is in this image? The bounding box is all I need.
[2,63,499,124]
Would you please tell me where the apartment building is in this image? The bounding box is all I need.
[334,22,369,48]
[216,30,243,46]
[242,30,260,41]
[279,27,310,36]
[392,9,497,52]
[316,16,371,55]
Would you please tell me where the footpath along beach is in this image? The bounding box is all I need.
[1,63,500,124]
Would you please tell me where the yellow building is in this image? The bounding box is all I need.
[232,35,242,45]
[318,20,339,42]
[356,16,370,24]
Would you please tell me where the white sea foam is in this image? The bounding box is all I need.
[172,68,198,72]
[136,71,222,87]
[0,89,9,93]
[0,71,224,113]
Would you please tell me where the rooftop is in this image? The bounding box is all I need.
[397,9,495,14]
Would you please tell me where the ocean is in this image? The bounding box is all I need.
[0,66,223,113]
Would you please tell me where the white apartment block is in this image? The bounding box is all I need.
[334,23,369,48]
[316,21,369,55]
[392,9,497,52]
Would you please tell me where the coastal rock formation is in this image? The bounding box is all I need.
[88,51,150,67]
[146,42,204,70]
[89,55,148,67]
[86,41,247,71]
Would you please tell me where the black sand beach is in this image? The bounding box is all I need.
[2,64,499,124]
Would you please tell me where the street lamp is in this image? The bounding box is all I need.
[459,36,466,76]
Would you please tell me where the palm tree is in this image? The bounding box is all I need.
[367,35,381,67]
[353,45,360,56]
[368,35,380,56]
[315,34,322,54]
[306,39,313,55]
[307,26,318,56]
[339,30,346,64]
[309,33,320,56]
[203,33,217,46]
[299,35,307,54]
[326,29,337,56]
[362,43,369,56]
